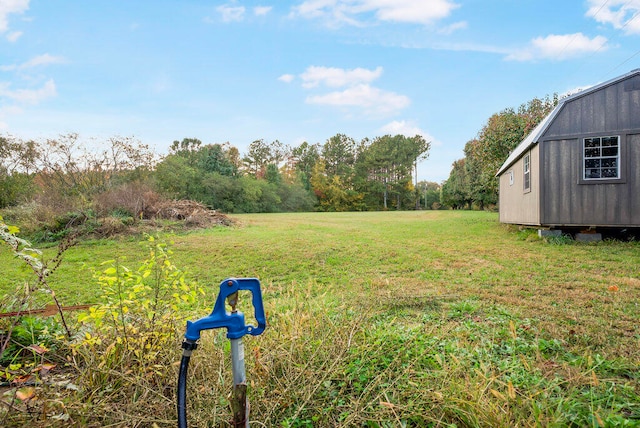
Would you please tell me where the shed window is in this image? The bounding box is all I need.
[523,153,531,192]
[583,136,619,180]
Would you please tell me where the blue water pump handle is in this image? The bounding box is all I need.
[184,277,266,341]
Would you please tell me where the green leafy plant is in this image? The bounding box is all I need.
[1,316,64,366]
[0,216,74,358]
[72,235,204,416]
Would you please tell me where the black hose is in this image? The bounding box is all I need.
[177,340,198,428]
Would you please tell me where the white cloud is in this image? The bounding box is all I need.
[586,0,640,34]
[254,6,272,16]
[300,65,383,88]
[0,53,65,71]
[380,120,439,145]
[306,83,410,115]
[278,73,295,83]
[289,65,408,116]
[217,5,246,22]
[0,0,28,33]
[560,85,593,99]
[293,0,340,20]
[6,30,21,41]
[506,33,608,61]
[370,0,460,24]
[437,20,466,35]
[22,53,65,68]
[0,79,57,104]
[291,0,459,26]
[381,119,425,137]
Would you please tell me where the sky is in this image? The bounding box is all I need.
[2,1,640,183]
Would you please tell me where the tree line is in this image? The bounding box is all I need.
[0,133,433,219]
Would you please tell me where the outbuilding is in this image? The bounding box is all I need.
[496,69,640,237]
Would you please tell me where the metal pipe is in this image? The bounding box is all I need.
[230,338,248,427]
[230,338,246,385]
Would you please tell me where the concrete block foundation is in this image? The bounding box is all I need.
[576,233,602,242]
[538,229,562,238]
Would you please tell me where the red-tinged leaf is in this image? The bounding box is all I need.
[12,375,33,385]
[36,363,56,375]
[16,387,36,401]
[28,344,49,354]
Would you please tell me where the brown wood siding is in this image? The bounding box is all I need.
[499,146,540,225]
[541,135,640,226]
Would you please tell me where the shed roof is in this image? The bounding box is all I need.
[495,68,640,176]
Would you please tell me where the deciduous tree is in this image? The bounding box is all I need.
[442,95,557,209]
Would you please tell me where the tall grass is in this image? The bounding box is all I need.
[0,211,638,426]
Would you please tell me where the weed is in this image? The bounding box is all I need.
[545,234,575,245]
[448,299,480,319]
[0,317,64,365]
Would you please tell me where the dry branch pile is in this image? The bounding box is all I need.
[151,199,235,227]
[93,196,236,238]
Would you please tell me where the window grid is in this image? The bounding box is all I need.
[583,136,619,180]
[523,154,531,192]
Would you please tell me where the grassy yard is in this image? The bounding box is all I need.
[1,210,639,426]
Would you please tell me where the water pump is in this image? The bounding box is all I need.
[177,277,266,428]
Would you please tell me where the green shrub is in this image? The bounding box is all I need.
[69,236,204,422]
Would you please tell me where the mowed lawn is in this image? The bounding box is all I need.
[1,210,639,426]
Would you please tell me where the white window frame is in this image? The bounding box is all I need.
[523,153,531,193]
[583,135,620,181]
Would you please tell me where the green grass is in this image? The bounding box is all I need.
[1,210,639,427]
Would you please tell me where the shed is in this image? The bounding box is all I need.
[496,69,640,231]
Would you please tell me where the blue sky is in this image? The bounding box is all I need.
[2,1,640,182]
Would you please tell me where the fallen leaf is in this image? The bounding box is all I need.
[36,363,56,376]
[28,344,49,354]
[11,375,33,385]
[16,387,36,401]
